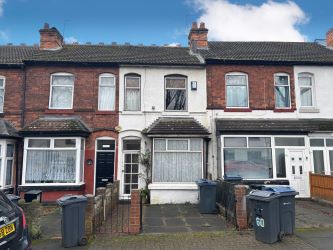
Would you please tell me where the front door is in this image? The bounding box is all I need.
[95,139,115,188]
[287,149,309,197]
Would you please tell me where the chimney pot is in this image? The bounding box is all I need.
[326,27,333,47]
[199,22,205,29]
[44,23,49,29]
[192,22,198,30]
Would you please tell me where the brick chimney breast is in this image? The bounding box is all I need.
[327,28,333,47]
[188,21,208,52]
[39,23,63,50]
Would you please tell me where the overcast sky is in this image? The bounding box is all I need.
[0,0,332,45]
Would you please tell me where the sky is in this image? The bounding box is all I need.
[0,0,332,46]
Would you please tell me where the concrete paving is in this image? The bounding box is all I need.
[142,204,229,233]
[296,200,333,229]
[296,229,333,250]
[33,231,315,250]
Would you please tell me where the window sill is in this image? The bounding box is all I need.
[96,111,117,115]
[224,108,252,112]
[45,109,75,114]
[121,111,143,115]
[273,108,296,113]
[18,183,85,192]
[148,183,198,190]
[299,107,320,113]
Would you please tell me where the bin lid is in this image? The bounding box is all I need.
[263,186,299,196]
[6,194,20,200]
[223,175,243,181]
[248,190,279,201]
[57,194,87,206]
[196,179,217,186]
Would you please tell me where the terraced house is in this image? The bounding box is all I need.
[0,22,333,202]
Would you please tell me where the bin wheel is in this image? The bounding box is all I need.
[79,237,88,246]
[278,231,285,241]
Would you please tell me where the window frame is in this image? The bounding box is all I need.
[22,137,84,186]
[274,73,291,109]
[98,73,116,111]
[298,73,315,108]
[152,138,204,183]
[221,135,307,180]
[49,73,75,110]
[0,76,5,113]
[124,74,141,111]
[164,75,188,111]
[310,137,333,176]
[0,140,15,188]
[225,72,249,108]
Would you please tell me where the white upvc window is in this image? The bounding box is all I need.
[221,135,307,180]
[274,73,291,108]
[0,141,15,188]
[225,73,249,108]
[153,138,203,182]
[22,137,84,185]
[310,138,333,176]
[0,76,5,113]
[165,76,187,111]
[49,73,74,109]
[98,73,116,111]
[124,75,140,111]
[298,73,315,107]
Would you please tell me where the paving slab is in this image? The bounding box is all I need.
[296,200,333,229]
[142,204,228,234]
[296,229,333,250]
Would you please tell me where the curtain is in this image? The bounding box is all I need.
[125,89,140,110]
[153,152,202,182]
[51,86,73,108]
[300,87,312,106]
[99,85,115,110]
[5,159,13,185]
[168,140,188,150]
[0,89,3,113]
[275,86,290,107]
[226,86,248,107]
[25,150,76,183]
[165,89,186,110]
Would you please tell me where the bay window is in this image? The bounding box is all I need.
[124,75,140,111]
[274,73,290,108]
[153,138,203,182]
[49,73,74,109]
[23,138,84,185]
[98,73,116,111]
[298,73,314,107]
[225,73,248,108]
[0,76,5,113]
[165,76,187,111]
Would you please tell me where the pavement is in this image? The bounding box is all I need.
[32,200,333,250]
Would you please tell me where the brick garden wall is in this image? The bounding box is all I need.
[206,64,296,111]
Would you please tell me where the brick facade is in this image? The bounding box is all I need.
[206,64,296,111]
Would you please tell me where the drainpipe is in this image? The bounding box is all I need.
[21,65,27,128]
[205,138,210,179]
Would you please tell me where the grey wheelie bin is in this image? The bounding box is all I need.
[196,179,217,214]
[263,186,298,235]
[57,195,88,248]
[248,190,280,243]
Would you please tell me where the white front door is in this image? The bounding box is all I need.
[287,149,309,197]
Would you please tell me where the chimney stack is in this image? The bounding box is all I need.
[39,23,63,50]
[327,28,333,47]
[188,22,208,52]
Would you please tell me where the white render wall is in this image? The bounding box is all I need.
[118,66,210,202]
[294,66,333,118]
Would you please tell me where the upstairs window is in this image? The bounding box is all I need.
[98,73,116,111]
[165,76,187,111]
[298,73,314,107]
[49,73,74,109]
[225,73,248,108]
[124,74,140,111]
[274,73,290,108]
[0,76,5,113]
